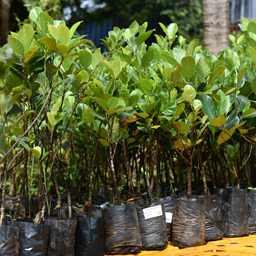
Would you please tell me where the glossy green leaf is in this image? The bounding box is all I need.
[141,50,155,68]
[18,24,34,52]
[79,50,92,69]
[238,67,249,84]
[100,59,114,76]
[47,112,55,126]
[197,58,210,78]
[8,37,24,57]
[93,97,108,111]
[29,7,42,23]
[112,59,122,77]
[136,30,153,46]
[57,25,70,45]
[199,92,217,120]
[181,56,196,81]
[208,66,226,85]
[186,39,199,56]
[30,146,41,159]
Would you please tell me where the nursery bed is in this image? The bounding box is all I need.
[108,235,256,256]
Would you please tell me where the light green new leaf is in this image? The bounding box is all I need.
[70,21,83,39]
[112,59,122,77]
[100,59,114,76]
[173,48,186,64]
[36,12,54,38]
[18,24,34,52]
[238,67,249,84]
[8,37,24,57]
[79,50,92,69]
[140,78,153,96]
[57,44,68,56]
[99,139,109,147]
[29,7,42,23]
[210,113,226,128]
[167,23,178,37]
[181,56,196,81]
[57,25,70,45]
[182,89,196,102]
[51,101,61,115]
[107,97,119,109]
[39,38,58,51]
[47,112,55,126]
[129,20,139,36]
[177,121,189,134]
[249,47,256,64]
[15,111,35,125]
[30,146,41,159]
[83,108,95,124]
[197,58,210,78]
[186,39,199,56]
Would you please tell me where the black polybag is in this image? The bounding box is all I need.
[45,218,77,256]
[102,204,142,255]
[156,196,175,241]
[75,217,104,256]
[222,187,249,237]
[247,189,256,234]
[0,225,19,255]
[172,197,206,248]
[199,195,223,241]
[136,202,168,250]
[13,221,49,256]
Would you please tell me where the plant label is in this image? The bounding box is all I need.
[165,212,173,223]
[143,205,163,219]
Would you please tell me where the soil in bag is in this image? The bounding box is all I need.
[12,221,49,256]
[75,217,104,256]
[222,187,249,237]
[198,195,223,241]
[102,204,142,255]
[45,218,77,256]
[0,225,19,256]
[136,202,168,250]
[154,196,175,241]
[247,189,256,234]
[172,197,206,248]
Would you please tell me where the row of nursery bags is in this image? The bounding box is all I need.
[0,187,255,255]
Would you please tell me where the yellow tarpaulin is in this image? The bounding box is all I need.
[106,235,256,256]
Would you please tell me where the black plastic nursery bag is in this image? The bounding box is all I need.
[136,202,168,250]
[202,195,223,241]
[45,218,77,256]
[222,187,249,237]
[13,221,49,256]
[157,196,175,241]
[0,225,19,255]
[172,197,206,248]
[102,204,142,255]
[247,189,256,234]
[75,217,104,256]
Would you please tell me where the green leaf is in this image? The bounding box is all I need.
[177,121,189,134]
[167,23,178,37]
[199,92,217,120]
[100,59,114,76]
[83,108,95,123]
[7,93,22,112]
[8,37,24,57]
[173,136,192,150]
[47,112,55,126]
[99,139,109,147]
[30,146,41,159]
[39,38,58,51]
[136,30,153,46]
[90,110,104,120]
[210,113,226,128]
[208,66,226,85]
[182,88,196,103]
[93,97,108,111]
[247,22,256,34]
[57,25,70,45]
[129,20,139,36]
[197,58,210,78]
[173,48,186,64]
[140,78,153,96]
[186,39,199,56]
[112,59,122,77]
[57,44,68,56]
[107,97,119,109]
[29,7,42,23]
[249,47,256,64]
[181,56,196,81]
[141,50,155,68]
[238,67,249,84]
[51,101,61,115]
[70,21,83,39]
[79,50,92,69]
[175,103,185,117]
[234,95,248,113]
[36,12,54,38]
[15,111,34,125]
[18,24,34,52]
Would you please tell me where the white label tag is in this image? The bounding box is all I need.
[143,205,163,219]
[165,212,173,223]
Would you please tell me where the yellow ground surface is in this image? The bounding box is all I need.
[107,235,256,256]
